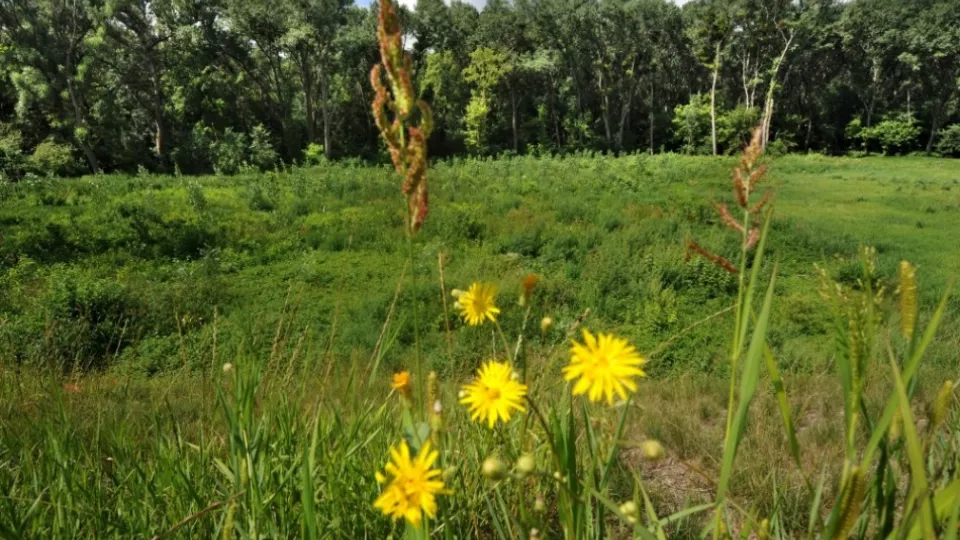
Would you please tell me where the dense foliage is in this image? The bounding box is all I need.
[1,0,959,178]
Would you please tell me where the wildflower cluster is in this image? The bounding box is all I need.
[374,276,649,531]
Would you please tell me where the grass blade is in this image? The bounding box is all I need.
[717,260,779,503]
[888,350,934,540]
[300,404,321,540]
[862,284,952,467]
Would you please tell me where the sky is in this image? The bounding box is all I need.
[357,0,690,9]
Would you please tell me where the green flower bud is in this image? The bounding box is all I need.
[619,501,639,518]
[515,454,535,477]
[540,317,554,333]
[482,457,507,481]
[640,440,665,461]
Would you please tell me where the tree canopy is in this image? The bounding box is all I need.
[1,0,958,176]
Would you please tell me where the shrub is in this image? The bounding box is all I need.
[0,123,24,179]
[28,138,74,177]
[304,143,327,166]
[855,113,921,155]
[766,136,796,157]
[717,105,760,152]
[671,93,712,155]
[211,128,248,175]
[935,124,960,157]
[248,124,278,171]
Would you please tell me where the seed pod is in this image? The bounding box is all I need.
[758,518,770,539]
[835,466,865,539]
[898,261,918,341]
[540,317,554,333]
[888,408,902,444]
[426,371,438,410]
[930,380,954,429]
[482,457,507,481]
[515,454,536,477]
[640,440,666,462]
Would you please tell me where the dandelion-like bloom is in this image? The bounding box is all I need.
[392,370,412,399]
[457,282,500,326]
[460,360,527,428]
[373,440,447,527]
[563,330,646,405]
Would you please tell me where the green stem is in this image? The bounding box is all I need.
[493,321,513,364]
[407,231,424,418]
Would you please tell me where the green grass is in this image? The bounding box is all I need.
[2,154,958,376]
[1,154,959,537]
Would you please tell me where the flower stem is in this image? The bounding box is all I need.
[493,320,513,364]
[407,231,425,417]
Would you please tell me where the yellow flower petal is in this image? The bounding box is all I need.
[565,330,646,405]
[457,282,500,326]
[372,440,448,527]
[460,360,527,429]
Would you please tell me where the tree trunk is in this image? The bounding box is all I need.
[65,80,99,173]
[866,59,881,127]
[617,94,631,151]
[761,93,775,149]
[648,79,655,154]
[710,43,721,156]
[319,69,331,158]
[598,72,613,146]
[926,103,943,154]
[142,42,167,161]
[760,32,794,149]
[301,58,316,144]
[740,52,754,109]
[511,85,519,153]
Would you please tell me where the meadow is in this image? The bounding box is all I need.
[1,153,960,538]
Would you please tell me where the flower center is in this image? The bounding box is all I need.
[486,386,501,401]
[594,354,609,370]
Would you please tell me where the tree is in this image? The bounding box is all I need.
[0,0,104,172]
[685,0,735,156]
[838,0,912,128]
[463,46,511,154]
[903,0,960,153]
[284,0,348,158]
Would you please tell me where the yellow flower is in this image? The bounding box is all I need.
[391,371,412,399]
[373,440,447,527]
[457,282,500,326]
[563,330,646,405]
[460,360,527,428]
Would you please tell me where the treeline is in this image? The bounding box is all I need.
[1,0,959,177]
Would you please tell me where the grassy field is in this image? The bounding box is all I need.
[1,154,959,537]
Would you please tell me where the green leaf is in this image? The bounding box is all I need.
[300,404,321,540]
[888,350,935,540]
[762,342,803,479]
[862,283,952,467]
[717,260,778,503]
[600,396,631,489]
